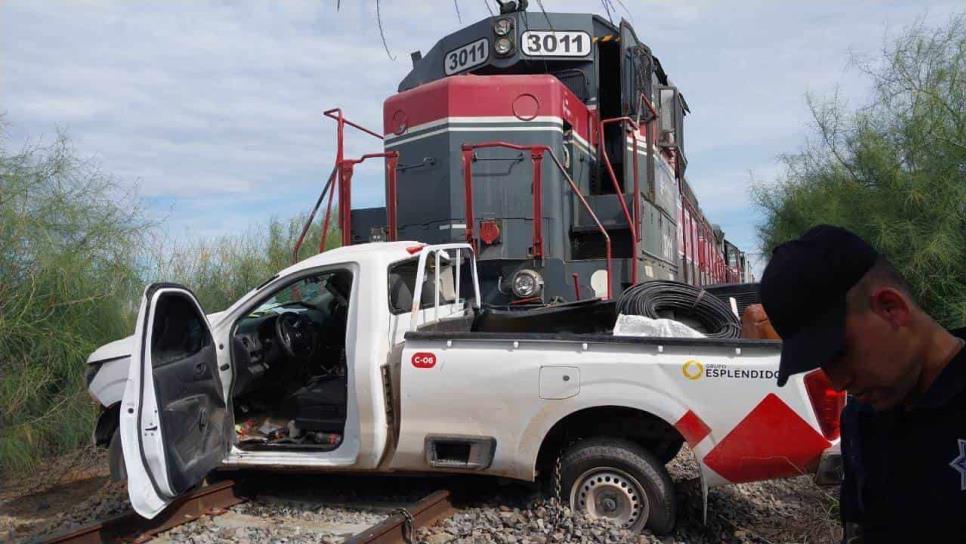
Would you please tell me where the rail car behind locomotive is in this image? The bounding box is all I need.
[308,6,751,305]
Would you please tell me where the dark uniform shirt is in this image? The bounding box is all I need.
[840,328,966,542]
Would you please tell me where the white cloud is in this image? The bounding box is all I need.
[2,0,963,252]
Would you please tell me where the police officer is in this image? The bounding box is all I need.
[759,225,966,543]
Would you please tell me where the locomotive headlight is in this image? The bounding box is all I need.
[511,269,543,298]
[493,17,513,37]
[494,37,514,56]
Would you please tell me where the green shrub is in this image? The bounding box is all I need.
[0,134,147,475]
[151,217,340,312]
[0,130,343,477]
[755,15,966,328]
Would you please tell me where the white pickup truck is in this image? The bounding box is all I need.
[85,241,843,534]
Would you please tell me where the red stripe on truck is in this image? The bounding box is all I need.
[702,393,831,483]
[674,409,711,447]
[803,369,846,441]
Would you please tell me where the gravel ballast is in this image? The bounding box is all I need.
[152,499,388,544]
[419,447,841,544]
[11,447,841,543]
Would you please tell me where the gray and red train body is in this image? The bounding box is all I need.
[331,9,749,304]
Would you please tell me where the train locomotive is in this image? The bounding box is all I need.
[306,3,751,305]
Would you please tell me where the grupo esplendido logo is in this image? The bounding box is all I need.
[681,359,704,381]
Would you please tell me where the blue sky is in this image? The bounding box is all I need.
[2,1,963,273]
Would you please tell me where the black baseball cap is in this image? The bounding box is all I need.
[760,225,878,386]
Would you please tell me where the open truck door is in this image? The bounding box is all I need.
[120,283,232,518]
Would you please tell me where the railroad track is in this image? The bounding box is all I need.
[41,480,454,544]
[344,491,453,544]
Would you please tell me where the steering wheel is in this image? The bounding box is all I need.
[274,311,317,360]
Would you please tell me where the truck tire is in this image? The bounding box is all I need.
[558,437,675,534]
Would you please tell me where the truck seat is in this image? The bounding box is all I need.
[281,374,347,433]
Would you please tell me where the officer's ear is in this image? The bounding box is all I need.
[868,287,912,329]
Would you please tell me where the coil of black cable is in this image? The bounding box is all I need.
[616,280,741,339]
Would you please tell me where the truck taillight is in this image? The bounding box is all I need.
[803,369,846,441]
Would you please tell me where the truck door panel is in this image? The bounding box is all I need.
[120,284,231,518]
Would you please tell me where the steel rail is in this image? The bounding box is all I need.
[345,490,455,544]
[40,481,453,544]
[41,479,246,544]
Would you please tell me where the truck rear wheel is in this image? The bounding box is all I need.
[558,437,675,534]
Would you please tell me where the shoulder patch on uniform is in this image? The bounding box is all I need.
[949,438,966,491]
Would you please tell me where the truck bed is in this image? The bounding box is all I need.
[394,301,822,490]
[412,298,780,352]
[408,327,781,350]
